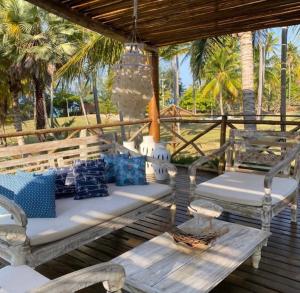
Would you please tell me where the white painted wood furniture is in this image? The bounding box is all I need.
[0,262,125,293]
[0,134,177,267]
[112,218,269,293]
[190,130,300,239]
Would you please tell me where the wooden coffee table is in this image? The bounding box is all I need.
[112,218,270,293]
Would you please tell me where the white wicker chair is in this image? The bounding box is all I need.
[189,130,300,240]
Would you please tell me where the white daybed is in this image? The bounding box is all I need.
[0,134,176,267]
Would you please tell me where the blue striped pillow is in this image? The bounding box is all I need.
[73,159,109,200]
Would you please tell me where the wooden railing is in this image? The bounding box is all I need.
[1,115,300,166]
[160,114,300,160]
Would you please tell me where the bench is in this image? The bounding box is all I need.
[0,132,177,267]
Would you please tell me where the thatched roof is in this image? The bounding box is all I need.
[26,0,300,48]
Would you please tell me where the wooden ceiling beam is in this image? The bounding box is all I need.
[153,15,300,46]
[25,0,158,52]
[25,0,300,48]
[26,0,128,42]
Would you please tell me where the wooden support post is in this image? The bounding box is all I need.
[149,52,160,143]
[219,115,227,172]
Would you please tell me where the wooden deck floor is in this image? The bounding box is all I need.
[16,168,300,292]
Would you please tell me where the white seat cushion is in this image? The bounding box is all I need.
[0,265,49,293]
[195,172,298,207]
[0,183,171,246]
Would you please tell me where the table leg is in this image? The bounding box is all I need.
[252,244,262,269]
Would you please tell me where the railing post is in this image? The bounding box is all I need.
[219,115,227,172]
[149,51,160,143]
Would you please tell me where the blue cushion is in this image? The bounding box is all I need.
[0,174,17,200]
[53,167,76,199]
[14,171,56,218]
[115,156,148,186]
[101,154,129,183]
[73,159,109,200]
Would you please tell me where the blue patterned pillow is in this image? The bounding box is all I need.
[101,154,129,183]
[13,171,56,218]
[53,167,75,199]
[73,159,109,200]
[0,174,17,200]
[115,156,148,186]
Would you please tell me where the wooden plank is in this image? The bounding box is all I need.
[0,135,104,157]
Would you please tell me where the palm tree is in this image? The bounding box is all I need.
[160,44,189,106]
[264,55,281,112]
[160,38,225,111]
[255,30,278,118]
[287,42,299,105]
[0,0,76,130]
[0,0,29,132]
[55,31,123,124]
[19,8,76,129]
[201,45,239,115]
[239,31,256,129]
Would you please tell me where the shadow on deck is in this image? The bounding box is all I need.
[26,168,300,292]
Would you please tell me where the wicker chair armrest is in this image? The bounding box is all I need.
[0,195,27,227]
[264,143,300,191]
[189,142,232,177]
[30,263,125,293]
[0,195,28,249]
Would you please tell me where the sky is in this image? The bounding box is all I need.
[176,27,300,88]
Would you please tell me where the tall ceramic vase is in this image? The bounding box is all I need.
[152,143,171,180]
[139,136,155,174]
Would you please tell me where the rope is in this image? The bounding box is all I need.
[132,0,138,42]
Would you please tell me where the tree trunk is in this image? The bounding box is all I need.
[192,76,196,114]
[288,61,291,106]
[257,30,265,120]
[172,55,180,105]
[66,99,70,117]
[219,90,224,116]
[239,31,256,130]
[80,96,90,125]
[92,70,101,124]
[43,97,50,129]
[8,77,23,133]
[34,77,46,130]
[280,27,288,132]
[49,80,54,128]
[11,89,23,132]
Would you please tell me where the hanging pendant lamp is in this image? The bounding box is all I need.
[112,0,153,118]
